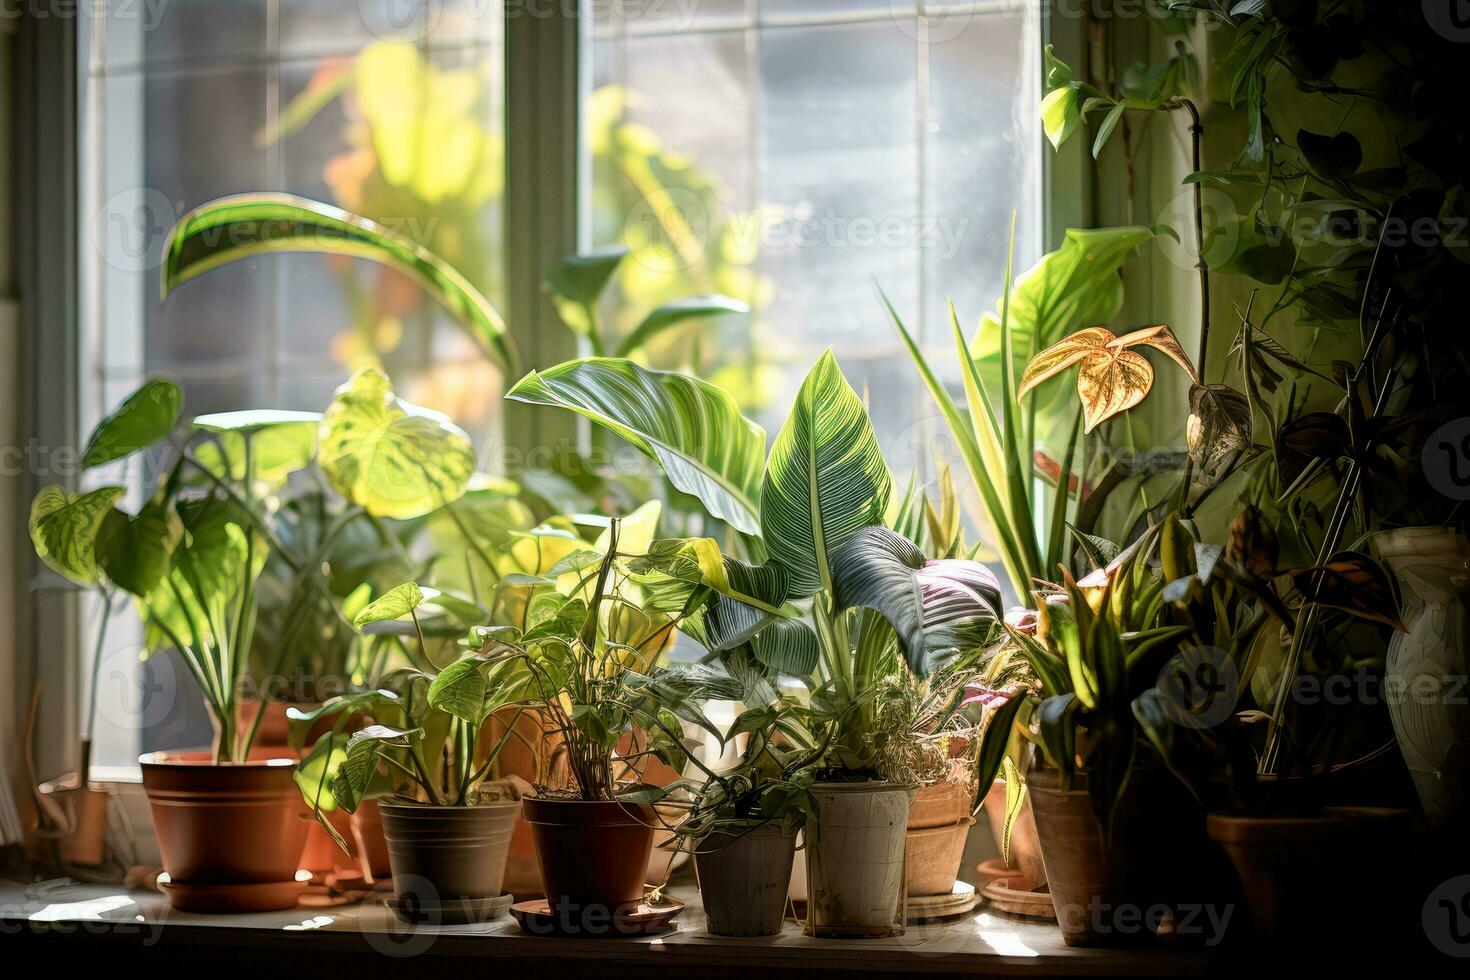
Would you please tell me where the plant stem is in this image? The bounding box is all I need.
[1168,98,1209,513]
[79,587,115,782]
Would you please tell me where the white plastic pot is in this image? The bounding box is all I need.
[804,781,914,938]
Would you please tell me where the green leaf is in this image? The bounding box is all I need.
[162,195,516,374]
[353,582,424,628]
[1042,86,1081,151]
[332,724,420,813]
[749,618,820,678]
[1092,102,1127,159]
[29,486,125,586]
[319,367,475,519]
[1036,693,1079,786]
[192,410,320,486]
[761,350,892,596]
[615,294,751,358]
[974,694,1026,792]
[81,379,182,469]
[427,654,489,725]
[96,500,181,596]
[828,526,1001,678]
[507,357,766,534]
[543,248,627,315]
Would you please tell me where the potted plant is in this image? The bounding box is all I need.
[508,351,1006,937]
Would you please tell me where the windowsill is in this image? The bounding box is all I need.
[1,878,1217,975]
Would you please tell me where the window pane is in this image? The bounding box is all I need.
[79,4,505,769]
[588,2,1042,483]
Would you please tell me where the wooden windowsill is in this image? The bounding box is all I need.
[0,877,1217,976]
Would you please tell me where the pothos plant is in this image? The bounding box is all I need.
[29,365,480,766]
[506,350,1007,780]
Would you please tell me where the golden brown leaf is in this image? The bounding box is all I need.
[1018,323,1197,433]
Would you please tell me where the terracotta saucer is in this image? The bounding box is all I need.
[159,877,308,913]
[386,892,513,925]
[980,878,1055,920]
[906,880,978,922]
[509,898,683,937]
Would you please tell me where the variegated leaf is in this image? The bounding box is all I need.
[1076,348,1152,433]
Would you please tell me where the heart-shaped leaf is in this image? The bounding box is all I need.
[1186,383,1252,478]
[29,486,125,585]
[319,367,475,519]
[82,379,182,470]
[1020,324,1197,433]
[96,500,182,596]
[331,724,420,812]
[353,582,425,629]
[193,410,321,487]
[761,351,892,595]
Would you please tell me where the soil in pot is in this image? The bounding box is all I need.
[1206,806,1411,947]
[378,799,520,913]
[523,797,656,916]
[139,752,310,912]
[1029,767,1238,948]
[805,781,914,938]
[694,822,797,937]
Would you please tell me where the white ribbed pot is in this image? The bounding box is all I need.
[1375,526,1470,827]
[805,781,915,938]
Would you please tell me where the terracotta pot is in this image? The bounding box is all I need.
[695,823,797,936]
[350,798,393,881]
[523,797,656,911]
[805,781,914,938]
[1029,767,1233,947]
[905,817,975,896]
[36,773,111,867]
[139,752,309,911]
[979,779,1046,890]
[379,800,520,904]
[1206,807,1410,944]
[906,780,970,830]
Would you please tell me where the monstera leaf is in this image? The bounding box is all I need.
[507,357,766,534]
[761,351,892,596]
[29,486,125,586]
[319,368,475,520]
[82,379,182,469]
[829,526,1003,677]
[161,194,515,374]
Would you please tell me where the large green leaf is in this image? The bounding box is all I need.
[829,526,1002,678]
[192,410,321,487]
[319,367,476,520]
[542,247,628,342]
[161,194,515,374]
[96,500,181,596]
[760,351,892,596]
[749,618,819,678]
[82,380,182,470]
[353,581,424,628]
[332,724,420,813]
[29,486,125,586]
[507,357,766,534]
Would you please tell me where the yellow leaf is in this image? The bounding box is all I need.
[1016,326,1112,398]
[1110,324,1199,384]
[1076,348,1152,433]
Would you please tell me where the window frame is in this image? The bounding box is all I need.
[13,0,1085,783]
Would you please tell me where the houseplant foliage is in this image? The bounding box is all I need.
[509,349,1006,935]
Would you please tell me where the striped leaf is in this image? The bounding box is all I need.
[162,194,515,374]
[761,351,892,596]
[507,357,766,534]
[830,526,1002,678]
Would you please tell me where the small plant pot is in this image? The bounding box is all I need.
[378,800,519,914]
[904,817,975,897]
[36,772,111,867]
[979,778,1046,891]
[139,752,309,912]
[1206,807,1410,945]
[694,823,797,937]
[522,797,656,914]
[805,781,915,938]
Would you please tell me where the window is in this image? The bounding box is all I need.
[70,1,1045,773]
[588,0,1043,476]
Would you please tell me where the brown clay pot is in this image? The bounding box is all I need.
[1206,807,1410,945]
[979,779,1046,890]
[36,772,111,867]
[1029,767,1233,947]
[139,752,309,911]
[523,797,655,910]
[350,798,394,881]
[379,800,520,904]
[903,781,975,896]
